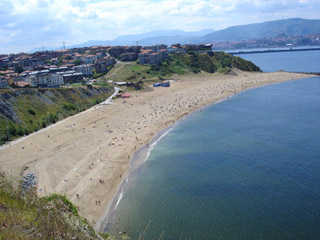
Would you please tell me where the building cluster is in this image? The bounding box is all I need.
[211,34,320,50]
[138,44,169,65]
[0,46,115,88]
[109,46,142,61]
[0,43,216,89]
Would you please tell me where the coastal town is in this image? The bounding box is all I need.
[1,32,319,89]
[0,43,212,89]
[210,33,320,50]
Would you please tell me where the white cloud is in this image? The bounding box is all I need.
[0,0,319,53]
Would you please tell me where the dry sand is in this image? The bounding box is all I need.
[0,70,313,228]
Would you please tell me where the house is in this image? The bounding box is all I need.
[61,72,83,83]
[94,57,115,73]
[73,64,93,76]
[120,52,138,61]
[138,50,152,65]
[84,55,98,64]
[138,46,168,65]
[149,53,160,65]
[14,81,30,88]
[109,46,123,58]
[144,44,167,52]
[109,46,142,58]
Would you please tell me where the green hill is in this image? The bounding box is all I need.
[0,85,113,145]
[149,52,261,76]
[202,18,320,42]
[107,52,260,82]
[0,175,114,239]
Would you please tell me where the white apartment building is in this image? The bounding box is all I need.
[26,71,64,87]
[73,64,93,76]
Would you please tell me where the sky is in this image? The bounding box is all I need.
[0,0,319,54]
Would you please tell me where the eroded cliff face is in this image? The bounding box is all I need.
[0,86,113,144]
[0,93,20,122]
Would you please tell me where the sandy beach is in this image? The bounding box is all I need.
[0,70,313,228]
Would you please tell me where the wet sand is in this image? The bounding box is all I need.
[0,70,313,228]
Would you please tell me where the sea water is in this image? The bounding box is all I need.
[234,49,320,72]
[105,49,320,239]
[106,76,320,240]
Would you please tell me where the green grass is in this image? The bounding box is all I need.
[106,62,152,82]
[68,83,84,87]
[0,175,112,239]
[0,86,113,145]
[104,52,260,84]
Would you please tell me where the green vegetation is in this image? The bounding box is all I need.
[0,66,8,71]
[106,63,152,82]
[167,51,261,73]
[15,65,24,74]
[106,52,260,82]
[0,86,113,145]
[74,59,84,66]
[93,71,109,79]
[0,175,113,239]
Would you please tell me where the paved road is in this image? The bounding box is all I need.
[100,87,120,105]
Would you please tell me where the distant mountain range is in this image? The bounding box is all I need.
[201,18,320,42]
[30,18,320,52]
[65,29,215,49]
[30,29,215,52]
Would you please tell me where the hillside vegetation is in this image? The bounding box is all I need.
[0,174,113,239]
[0,86,113,145]
[106,52,260,82]
[156,51,261,74]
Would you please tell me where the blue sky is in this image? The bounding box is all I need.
[0,0,319,54]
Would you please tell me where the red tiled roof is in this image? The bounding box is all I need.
[14,81,30,87]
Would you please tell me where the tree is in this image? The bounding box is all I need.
[15,65,24,74]
[74,59,83,66]
[0,65,8,71]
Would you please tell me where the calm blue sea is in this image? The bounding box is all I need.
[105,51,320,240]
[234,49,320,72]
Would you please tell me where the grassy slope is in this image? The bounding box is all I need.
[105,63,155,82]
[0,85,113,145]
[103,52,261,83]
[0,175,114,240]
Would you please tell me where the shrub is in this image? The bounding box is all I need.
[27,109,36,115]
[8,124,17,136]
[63,103,76,111]
[17,126,24,136]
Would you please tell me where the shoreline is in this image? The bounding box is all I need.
[96,125,175,231]
[0,70,316,229]
[96,74,316,231]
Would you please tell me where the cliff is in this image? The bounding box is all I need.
[0,86,113,145]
